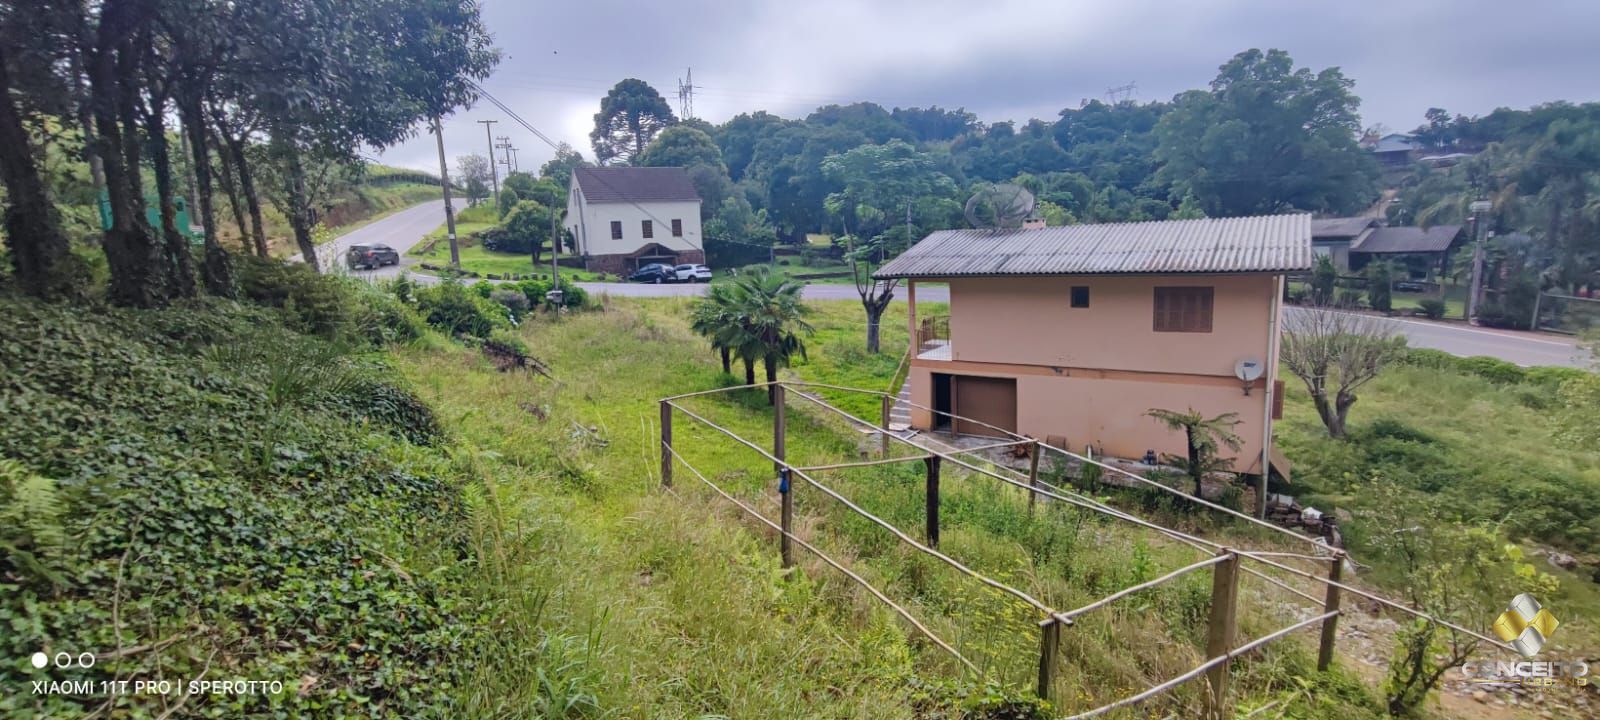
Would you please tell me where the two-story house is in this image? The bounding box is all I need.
[873,214,1312,478]
[565,166,705,274]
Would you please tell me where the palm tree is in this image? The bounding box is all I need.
[727,269,812,404]
[690,284,738,375]
[1145,407,1243,500]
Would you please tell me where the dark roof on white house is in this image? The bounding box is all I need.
[1353,225,1463,254]
[1371,133,1421,154]
[572,167,701,204]
[873,214,1312,279]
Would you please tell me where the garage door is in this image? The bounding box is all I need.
[953,376,1017,438]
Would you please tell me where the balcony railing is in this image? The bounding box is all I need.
[916,315,950,360]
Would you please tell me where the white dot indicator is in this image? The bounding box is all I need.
[31,652,48,669]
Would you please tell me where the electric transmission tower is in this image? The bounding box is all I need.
[676,67,697,120]
[1104,82,1137,104]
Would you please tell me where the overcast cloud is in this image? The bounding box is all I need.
[377,0,1600,174]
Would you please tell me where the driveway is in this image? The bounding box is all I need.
[330,208,1591,368]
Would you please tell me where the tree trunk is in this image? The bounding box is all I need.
[89,5,165,307]
[861,287,894,354]
[764,356,778,405]
[1311,391,1346,439]
[209,127,251,251]
[144,97,197,299]
[0,43,79,300]
[179,93,232,297]
[743,357,755,386]
[719,346,731,374]
[275,130,320,271]
[228,133,269,258]
[1187,427,1203,498]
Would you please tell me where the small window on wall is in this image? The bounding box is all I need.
[671,219,683,237]
[1153,286,1214,332]
[1070,286,1090,308]
[610,221,623,240]
[642,220,654,239]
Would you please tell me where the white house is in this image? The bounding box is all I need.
[565,167,705,274]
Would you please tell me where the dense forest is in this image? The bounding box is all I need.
[587,50,1599,328]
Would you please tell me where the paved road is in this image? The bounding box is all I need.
[333,207,1593,368]
[297,200,447,276]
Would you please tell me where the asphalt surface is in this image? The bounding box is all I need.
[333,205,1593,368]
[296,199,447,276]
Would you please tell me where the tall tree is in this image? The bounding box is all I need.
[590,78,676,166]
[638,125,724,169]
[0,15,83,300]
[1154,49,1379,217]
[457,153,491,206]
[822,140,958,352]
[538,141,589,190]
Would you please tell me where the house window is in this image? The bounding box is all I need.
[610,221,623,240]
[671,219,683,237]
[1070,286,1090,308]
[642,220,654,239]
[1153,286,1214,332]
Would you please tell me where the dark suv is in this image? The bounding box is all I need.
[628,263,675,283]
[346,243,400,270]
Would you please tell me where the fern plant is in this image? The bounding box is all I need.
[0,459,70,585]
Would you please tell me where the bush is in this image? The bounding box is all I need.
[1394,347,1457,370]
[490,287,532,319]
[1335,288,1364,309]
[510,277,589,311]
[1457,355,1526,384]
[1524,365,1589,389]
[413,280,510,337]
[1416,298,1447,319]
[1311,255,1337,304]
[1367,262,1393,313]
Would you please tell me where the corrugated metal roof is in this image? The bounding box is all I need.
[1352,225,1462,254]
[1311,216,1376,239]
[873,214,1312,279]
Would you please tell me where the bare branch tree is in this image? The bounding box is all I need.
[1280,305,1404,438]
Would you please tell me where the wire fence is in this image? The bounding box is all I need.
[656,381,1514,717]
[1534,291,1600,335]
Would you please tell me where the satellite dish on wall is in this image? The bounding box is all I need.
[1235,358,1264,396]
[964,183,1036,231]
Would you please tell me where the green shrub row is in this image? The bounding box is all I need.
[1394,347,1589,388]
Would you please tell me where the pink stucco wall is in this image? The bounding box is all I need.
[908,274,1283,471]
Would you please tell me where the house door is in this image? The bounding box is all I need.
[952,376,1017,438]
[932,373,953,431]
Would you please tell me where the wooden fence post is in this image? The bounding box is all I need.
[779,467,794,568]
[924,455,941,548]
[773,384,787,474]
[1317,551,1344,671]
[1037,616,1062,702]
[879,394,893,458]
[1027,441,1041,515]
[1204,549,1240,720]
[660,400,672,488]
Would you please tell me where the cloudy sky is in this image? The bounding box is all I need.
[378,0,1600,174]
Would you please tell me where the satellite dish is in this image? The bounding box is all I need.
[1234,358,1265,383]
[965,183,1036,232]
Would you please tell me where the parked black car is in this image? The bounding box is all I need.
[346,243,400,270]
[628,263,676,283]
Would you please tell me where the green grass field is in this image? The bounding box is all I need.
[415,221,605,280]
[395,298,1386,718]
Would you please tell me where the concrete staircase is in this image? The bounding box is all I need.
[888,377,913,431]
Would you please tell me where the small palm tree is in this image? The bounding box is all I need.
[690,284,738,375]
[1145,407,1243,500]
[728,269,813,404]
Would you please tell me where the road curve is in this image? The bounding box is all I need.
[331,207,1591,369]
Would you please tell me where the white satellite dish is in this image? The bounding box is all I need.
[1234,358,1265,384]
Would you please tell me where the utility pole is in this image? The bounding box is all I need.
[1466,199,1492,322]
[477,119,499,204]
[509,146,519,173]
[495,136,513,176]
[431,116,460,267]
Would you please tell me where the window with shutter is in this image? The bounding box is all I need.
[642,220,653,239]
[610,221,623,240]
[671,219,683,237]
[1153,287,1214,332]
